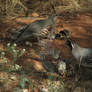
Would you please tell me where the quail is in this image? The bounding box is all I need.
[48,48,60,59]
[40,55,56,73]
[13,15,58,43]
[66,39,92,64]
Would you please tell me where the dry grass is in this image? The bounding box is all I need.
[0,0,92,17]
[0,0,27,16]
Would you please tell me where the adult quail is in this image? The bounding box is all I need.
[14,15,58,43]
[66,39,92,64]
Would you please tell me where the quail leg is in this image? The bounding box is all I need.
[79,56,82,69]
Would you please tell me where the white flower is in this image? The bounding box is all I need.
[13,43,17,47]
[22,49,26,52]
[1,52,5,56]
[41,88,48,92]
[2,58,7,63]
[7,43,10,46]
[15,64,20,70]
[23,89,28,92]
[13,49,16,53]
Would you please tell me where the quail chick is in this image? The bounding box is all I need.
[66,39,92,64]
[48,48,60,59]
[40,55,56,73]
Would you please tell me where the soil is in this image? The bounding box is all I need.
[0,12,92,92]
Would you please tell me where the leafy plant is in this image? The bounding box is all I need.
[19,71,28,89]
[14,71,29,92]
[0,43,25,72]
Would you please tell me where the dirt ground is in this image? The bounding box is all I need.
[0,12,92,92]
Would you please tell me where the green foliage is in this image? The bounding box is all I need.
[29,79,34,91]
[48,67,64,92]
[0,43,25,72]
[0,43,64,92]
[15,71,32,92]
[19,71,28,89]
[15,88,22,92]
[7,43,25,61]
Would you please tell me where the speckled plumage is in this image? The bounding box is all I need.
[14,15,57,43]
